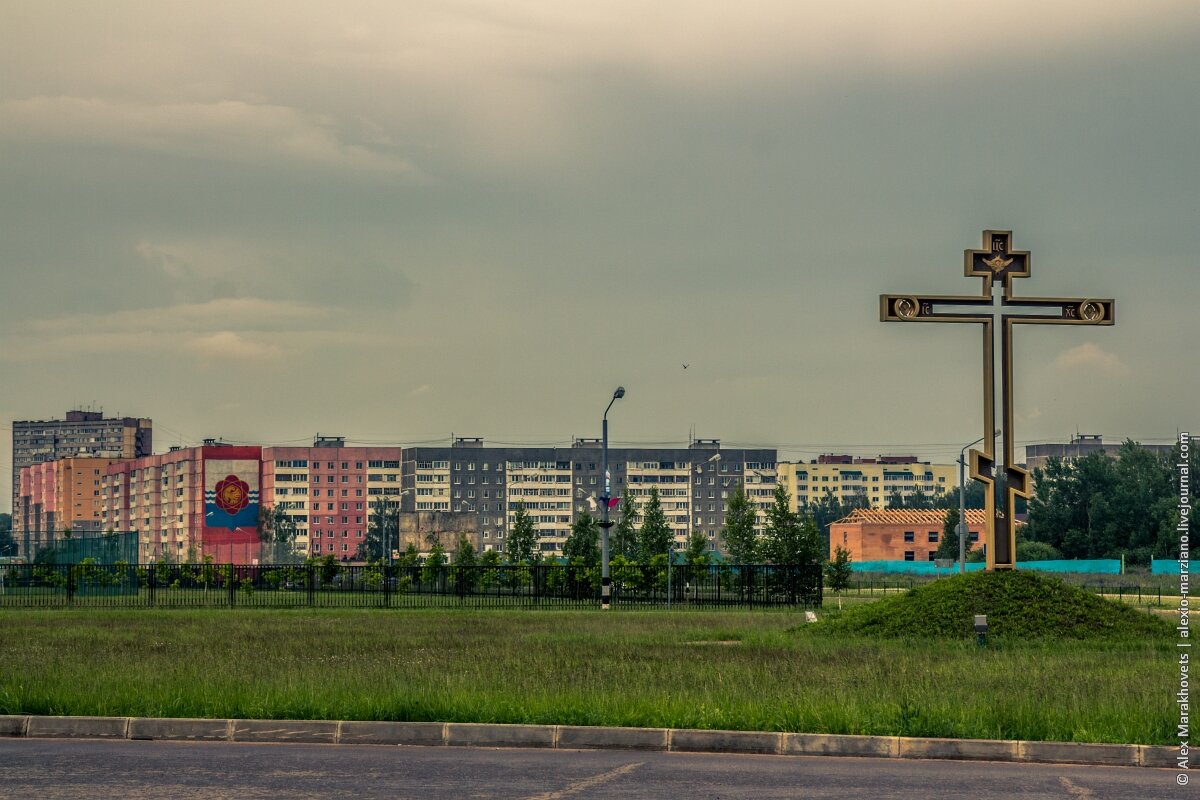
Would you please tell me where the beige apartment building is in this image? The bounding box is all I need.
[777,455,956,511]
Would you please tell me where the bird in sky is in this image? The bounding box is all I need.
[682,363,689,369]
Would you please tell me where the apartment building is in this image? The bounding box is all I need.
[15,456,122,556]
[777,455,956,512]
[401,438,778,555]
[11,410,152,557]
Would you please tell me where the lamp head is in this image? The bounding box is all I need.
[613,386,625,399]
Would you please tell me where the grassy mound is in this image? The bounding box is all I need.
[818,570,1173,639]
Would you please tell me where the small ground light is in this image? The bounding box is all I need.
[974,614,988,647]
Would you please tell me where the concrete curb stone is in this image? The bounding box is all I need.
[128,717,231,741]
[232,719,338,744]
[27,716,128,739]
[339,721,446,747]
[785,733,898,758]
[0,716,30,737]
[670,729,781,755]
[1019,740,1140,767]
[557,725,669,751]
[445,722,556,749]
[898,736,1018,762]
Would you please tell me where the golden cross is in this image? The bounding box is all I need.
[880,230,1115,569]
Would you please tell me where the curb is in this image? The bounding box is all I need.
[0,715,1188,769]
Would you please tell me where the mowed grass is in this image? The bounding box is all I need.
[0,608,1175,745]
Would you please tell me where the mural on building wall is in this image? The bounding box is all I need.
[204,459,260,531]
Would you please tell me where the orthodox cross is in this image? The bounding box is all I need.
[880,230,1115,569]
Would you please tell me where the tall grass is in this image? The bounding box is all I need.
[0,609,1174,744]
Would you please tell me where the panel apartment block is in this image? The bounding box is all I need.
[11,410,151,557]
[401,438,777,555]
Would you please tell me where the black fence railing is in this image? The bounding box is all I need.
[0,563,823,610]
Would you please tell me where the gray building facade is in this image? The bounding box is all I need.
[399,438,778,555]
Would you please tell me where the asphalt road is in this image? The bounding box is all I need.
[0,739,1184,800]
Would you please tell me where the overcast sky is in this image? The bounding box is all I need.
[2,2,1197,509]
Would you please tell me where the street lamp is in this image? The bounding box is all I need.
[958,430,999,573]
[599,386,625,610]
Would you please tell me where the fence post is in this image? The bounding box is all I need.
[66,565,74,606]
[228,565,236,607]
[148,563,156,607]
[383,564,391,608]
[747,565,754,610]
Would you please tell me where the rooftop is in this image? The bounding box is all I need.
[832,508,991,526]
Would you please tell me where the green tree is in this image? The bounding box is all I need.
[563,511,601,568]
[359,497,398,562]
[259,504,303,564]
[806,489,870,554]
[452,533,479,592]
[825,544,853,608]
[506,502,537,565]
[684,530,712,567]
[1016,540,1062,562]
[761,484,820,564]
[612,493,638,559]
[721,482,759,564]
[1024,441,1190,562]
[636,487,672,564]
[0,513,15,558]
[934,508,975,561]
[398,541,421,569]
[422,541,447,585]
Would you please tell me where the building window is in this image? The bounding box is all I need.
[904,551,915,561]
[928,531,938,542]
[903,531,915,542]
[969,532,979,542]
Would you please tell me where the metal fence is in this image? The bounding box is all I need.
[0,562,823,610]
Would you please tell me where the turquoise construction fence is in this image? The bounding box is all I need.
[1151,559,1185,575]
[851,559,1122,575]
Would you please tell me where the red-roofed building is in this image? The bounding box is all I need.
[829,508,995,563]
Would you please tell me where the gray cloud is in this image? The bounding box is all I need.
[1,2,1197,507]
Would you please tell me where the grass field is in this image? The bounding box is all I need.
[0,607,1175,745]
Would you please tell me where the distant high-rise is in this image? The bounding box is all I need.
[11,410,152,557]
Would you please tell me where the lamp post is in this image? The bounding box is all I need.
[958,431,998,573]
[599,386,625,610]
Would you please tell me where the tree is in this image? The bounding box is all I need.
[398,541,421,569]
[934,508,975,561]
[506,502,537,565]
[636,487,672,564]
[1024,441,1191,562]
[422,541,447,585]
[359,497,398,562]
[684,530,712,567]
[806,489,870,554]
[259,504,303,564]
[825,545,853,609]
[453,533,479,593]
[1016,540,1062,562]
[721,482,760,563]
[761,484,821,564]
[0,513,15,558]
[612,493,638,559]
[563,511,600,568]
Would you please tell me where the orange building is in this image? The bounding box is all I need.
[829,508,992,563]
[16,457,122,556]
